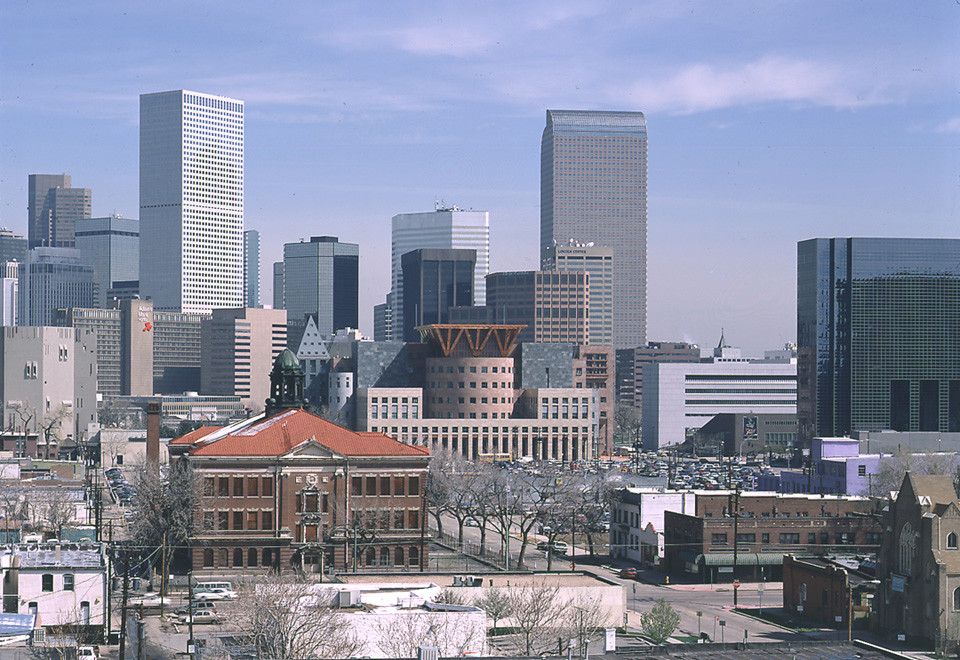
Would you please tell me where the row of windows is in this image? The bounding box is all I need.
[203,476,274,497]
[428,365,512,374]
[709,531,878,545]
[350,475,420,497]
[201,509,274,531]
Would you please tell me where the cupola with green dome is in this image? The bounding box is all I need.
[265,348,305,416]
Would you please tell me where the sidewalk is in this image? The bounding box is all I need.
[667,581,783,592]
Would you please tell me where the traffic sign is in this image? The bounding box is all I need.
[733,579,741,589]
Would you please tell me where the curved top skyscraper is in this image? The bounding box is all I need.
[540,109,647,349]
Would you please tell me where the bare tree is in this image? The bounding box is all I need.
[38,405,70,460]
[129,459,203,587]
[375,610,486,658]
[43,489,76,538]
[506,581,569,655]
[474,587,512,632]
[562,593,610,657]
[640,598,680,644]
[236,574,363,659]
[872,451,960,497]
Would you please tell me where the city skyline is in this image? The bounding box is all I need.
[1,2,958,352]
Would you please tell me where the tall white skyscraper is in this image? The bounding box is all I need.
[390,207,489,339]
[140,90,244,314]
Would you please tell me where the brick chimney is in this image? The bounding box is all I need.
[146,402,161,465]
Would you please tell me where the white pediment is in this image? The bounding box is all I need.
[283,437,343,460]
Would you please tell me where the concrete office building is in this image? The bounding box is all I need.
[244,229,261,308]
[58,303,205,394]
[75,214,139,307]
[201,308,287,410]
[798,238,960,442]
[0,262,18,327]
[540,110,647,349]
[400,248,475,341]
[485,270,590,344]
[0,229,27,265]
[139,90,244,313]
[27,174,92,248]
[390,208,489,340]
[616,341,701,410]
[642,359,797,450]
[282,236,359,336]
[553,242,614,345]
[17,248,94,326]
[0,326,98,450]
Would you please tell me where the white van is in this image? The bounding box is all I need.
[194,581,233,594]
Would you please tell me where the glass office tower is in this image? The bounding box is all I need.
[401,248,475,341]
[798,238,960,441]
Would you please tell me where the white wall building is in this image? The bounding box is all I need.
[0,543,106,632]
[139,90,244,314]
[0,262,17,327]
[609,488,697,564]
[390,208,490,339]
[642,360,797,449]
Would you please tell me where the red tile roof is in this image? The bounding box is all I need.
[177,409,428,458]
[169,425,222,445]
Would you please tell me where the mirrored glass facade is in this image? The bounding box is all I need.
[798,238,960,440]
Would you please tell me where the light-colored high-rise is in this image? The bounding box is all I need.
[541,110,647,349]
[140,90,244,314]
[28,174,92,249]
[554,242,614,346]
[390,207,489,339]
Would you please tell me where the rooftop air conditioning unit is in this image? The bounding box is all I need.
[338,590,360,608]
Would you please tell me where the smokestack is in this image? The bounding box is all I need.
[146,401,161,466]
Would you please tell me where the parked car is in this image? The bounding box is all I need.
[77,647,99,659]
[464,517,480,527]
[129,593,165,608]
[619,567,638,580]
[175,601,216,616]
[180,610,222,625]
[550,541,568,555]
[194,588,238,602]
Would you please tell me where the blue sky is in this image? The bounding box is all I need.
[1,1,957,351]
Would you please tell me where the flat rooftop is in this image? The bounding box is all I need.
[338,571,616,587]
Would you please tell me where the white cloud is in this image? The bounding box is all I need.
[618,57,887,114]
[935,117,960,134]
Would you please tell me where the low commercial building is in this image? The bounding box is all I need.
[876,473,960,649]
[0,542,106,638]
[615,341,701,410]
[782,555,877,630]
[172,350,430,573]
[101,393,246,426]
[663,491,881,582]
[693,412,798,457]
[609,488,697,565]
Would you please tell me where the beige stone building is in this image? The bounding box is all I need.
[200,308,287,411]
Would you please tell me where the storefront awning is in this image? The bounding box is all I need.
[696,552,784,567]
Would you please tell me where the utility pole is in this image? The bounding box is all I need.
[159,536,167,617]
[732,487,740,608]
[106,522,113,645]
[119,549,129,660]
[847,586,853,642]
[187,571,196,659]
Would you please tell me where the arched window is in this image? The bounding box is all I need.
[203,549,214,568]
[898,523,915,575]
[233,548,244,567]
[948,532,958,550]
[954,587,960,611]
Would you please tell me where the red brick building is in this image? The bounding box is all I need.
[169,349,430,574]
[782,555,876,629]
[663,491,882,582]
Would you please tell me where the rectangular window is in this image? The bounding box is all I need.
[920,380,940,431]
[380,477,391,495]
[761,533,770,544]
[322,493,329,513]
[247,477,260,496]
[262,511,273,530]
[246,511,258,530]
[807,533,817,544]
[305,493,319,512]
[735,533,755,543]
[233,477,244,497]
[218,511,229,530]
[409,546,420,566]
[366,477,378,496]
[203,478,215,496]
[42,574,53,591]
[218,478,229,496]
[710,533,728,545]
[409,509,420,529]
[63,574,74,591]
[352,477,362,496]
[779,533,800,544]
[262,476,274,493]
[203,511,214,530]
[890,380,910,431]
[857,464,866,477]
[233,511,243,530]
[394,510,405,529]
[408,476,420,495]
